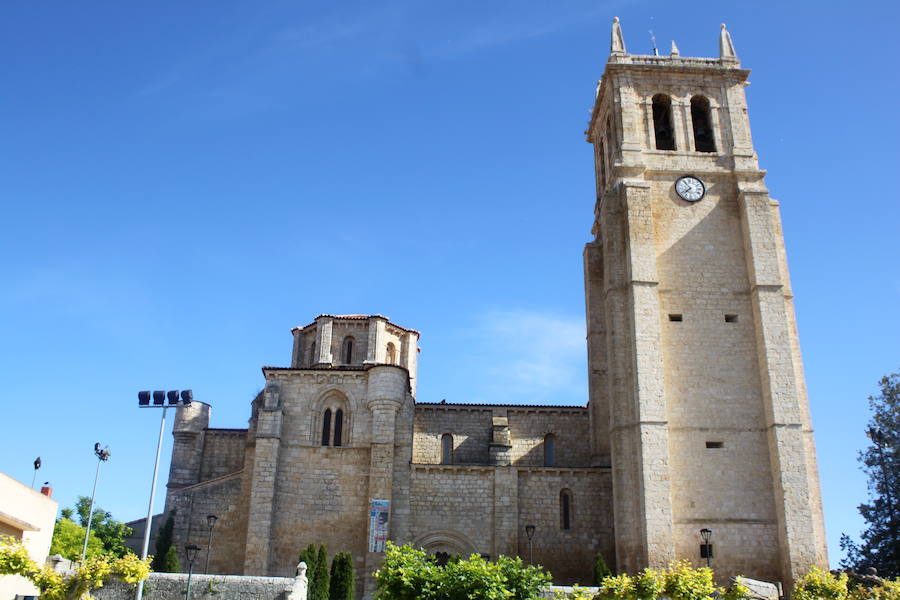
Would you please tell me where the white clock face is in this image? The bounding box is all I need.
[675,176,705,202]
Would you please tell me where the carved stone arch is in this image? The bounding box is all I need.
[311,388,353,446]
[413,530,478,559]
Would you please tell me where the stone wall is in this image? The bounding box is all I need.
[93,573,293,600]
[412,405,591,467]
[517,468,614,585]
[199,429,246,480]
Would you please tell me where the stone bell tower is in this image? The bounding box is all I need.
[583,19,828,587]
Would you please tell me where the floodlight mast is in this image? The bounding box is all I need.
[135,389,192,600]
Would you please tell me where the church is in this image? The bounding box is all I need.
[156,19,829,597]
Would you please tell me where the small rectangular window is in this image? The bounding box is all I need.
[700,543,714,559]
[668,314,683,322]
[706,441,724,449]
[724,314,738,323]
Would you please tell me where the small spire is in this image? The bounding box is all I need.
[719,23,738,62]
[670,40,680,56]
[611,17,626,55]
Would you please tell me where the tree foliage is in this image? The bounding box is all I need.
[329,551,355,600]
[1,534,150,600]
[49,518,104,560]
[55,496,134,559]
[151,512,176,572]
[373,542,551,600]
[842,370,900,577]
[792,566,900,600]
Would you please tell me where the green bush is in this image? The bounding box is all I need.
[374,542,550,600]
[595,561,747,600]
[330,552,355,600]
[161,545,180,573]
[594,553,613,585]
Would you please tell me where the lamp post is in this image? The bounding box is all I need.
[134,389,193,600]
[524,524,536,565]
[184,544,201,600]
[31,457,41,489]
[82,443,111,561]
[867,427,897,528]
[699,528,712,568]
[204,514,218,573]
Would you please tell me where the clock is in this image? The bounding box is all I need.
[675,176,705,202]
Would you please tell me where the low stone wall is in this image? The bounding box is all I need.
[93,573,294,600]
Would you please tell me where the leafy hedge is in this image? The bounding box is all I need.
[374,542,551,600]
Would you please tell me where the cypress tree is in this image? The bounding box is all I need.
[316,544,330,600]
[593,552,612,584]
[299,543,318,586]
[162,545,181,573]
[329,552,355,600]
[150,512,175,571]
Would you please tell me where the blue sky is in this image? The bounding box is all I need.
[1,1,897,567]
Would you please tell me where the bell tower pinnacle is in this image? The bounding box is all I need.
[584,18,828,588]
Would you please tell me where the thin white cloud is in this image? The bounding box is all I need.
[452,308,588,405]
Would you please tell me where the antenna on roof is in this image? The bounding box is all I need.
[649,30,659,56]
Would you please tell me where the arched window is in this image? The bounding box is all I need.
[334,409,344,447]
[342,336,354,364]
[318,392,350,447]
[386,343,397,365]
[560,489,573,530]
[309,342,317,367]
[651,94,676,150]
[544,434,556,467]
[690,95,716,152]
[321,409,332,446]
[441,434,453,465]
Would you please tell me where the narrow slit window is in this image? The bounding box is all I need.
[441,434,453,465]
[725,314,738,323]
[652,94,676,150]
[691,95,716,152]
[322,409,332,446]
[544,434,556,467]
[560,489,573,530]
[706,441,724,449]
[669,314,683,322]
[342,337,354,364]
[334,409,344,447]
[597,140,607,191]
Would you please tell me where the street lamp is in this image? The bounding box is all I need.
[134,389,193,600]
[82,443,111,561]
[524,524,536,565]
[699,528,713,568]
[184,544,202,600]
[32,457,41,489]
[205,514,218,573]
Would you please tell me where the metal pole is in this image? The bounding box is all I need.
[186,560,195,600]
[81,457,103,561]
[528,538,533,565]
[135,406,168,600]
[205,524,215,573]
[706,546,711,568]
